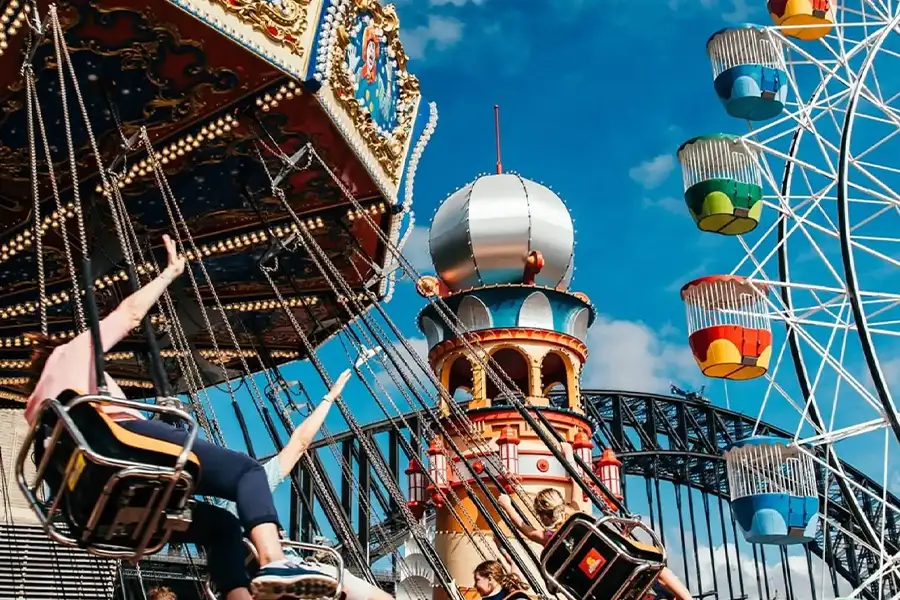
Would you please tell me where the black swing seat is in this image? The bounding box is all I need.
[540,512,667,600]
[204,538,345,600]
[15,390,201,560]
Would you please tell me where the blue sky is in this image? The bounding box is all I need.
[192,1,900,594]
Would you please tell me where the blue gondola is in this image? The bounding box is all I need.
[707,26,788,122]
[724,436,819,545]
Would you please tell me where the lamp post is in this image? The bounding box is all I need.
[597,448,623,510]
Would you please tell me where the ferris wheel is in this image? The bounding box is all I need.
[674,1,900,597]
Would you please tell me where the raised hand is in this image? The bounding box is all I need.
[325,369,353,401]
[162,234,186,279]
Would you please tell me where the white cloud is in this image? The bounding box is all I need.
[401,225,434,275]
[582,315,700,393]
[370,337,435,407]
[883,356,900,389]
[629,154,675,190]
[664,260,711,293]
[401,15,464,61]
[667,538,851,600]
[642,196,684,216]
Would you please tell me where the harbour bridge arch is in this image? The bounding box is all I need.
[294,389,899,600]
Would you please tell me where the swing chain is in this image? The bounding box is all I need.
[142,131,374,579]
[48,7,88,332]
[24,65,47,337]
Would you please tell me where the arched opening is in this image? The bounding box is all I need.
[541,351,570,408]
[569,307,589,341]
[421,316,443,349]
[446,355,475,400]
[486,348,530,404]
[458,296,492,330]
[519,292,553,329]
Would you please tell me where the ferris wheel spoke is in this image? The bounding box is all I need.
[751,86,850,149]
[763,300,884,409]
[797,418,889,447]
[800,445,900,534]
[735,193,845,289]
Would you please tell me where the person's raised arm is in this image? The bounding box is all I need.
[67,235,185,354]
[276,369,353,478]
[498,494,546,545]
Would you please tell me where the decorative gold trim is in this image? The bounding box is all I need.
[206,0,311,56]
[429,328,589,366]
[328,0,420,182]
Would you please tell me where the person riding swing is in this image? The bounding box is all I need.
[22,235,342,600]
[498,488,690,600]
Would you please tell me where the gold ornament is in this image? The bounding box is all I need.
[209,0,311,55]
[329,0,421,182]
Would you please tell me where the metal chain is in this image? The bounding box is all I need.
[24,67,47,336]
[140,131,374,580]
[107,179,224,445]
[256,248,462,599]
[269,203,549,594]
[259,261,491,557]
[42,9,225,442]
[232,320,430,592]
[22,60,82,332]
[254,141,550,553]
[48,7,87,332]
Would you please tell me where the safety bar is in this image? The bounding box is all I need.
[15,393,198,560]
[204,538,345,600]
[541,514,666,600]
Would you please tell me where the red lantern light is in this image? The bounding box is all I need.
[427,438,449,508]
[496,425,520,476]
[572,431,594,501]
[597,448,623,509]
[406,459,426,518]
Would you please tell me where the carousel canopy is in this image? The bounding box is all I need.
[0,0,426,402]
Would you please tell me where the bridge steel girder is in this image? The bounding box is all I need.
[303,389,900,596]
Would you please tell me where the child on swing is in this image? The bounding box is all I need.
[497,488,692,600]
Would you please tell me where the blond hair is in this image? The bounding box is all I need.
[148,586,177,600]
[533,488,575,529]
[474,560,529,592]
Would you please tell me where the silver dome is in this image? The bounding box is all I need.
[428,173,574,292]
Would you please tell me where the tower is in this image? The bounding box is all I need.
[414,171,596,599]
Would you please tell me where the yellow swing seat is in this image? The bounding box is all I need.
[15,389,201,560]
[540,513,667,600]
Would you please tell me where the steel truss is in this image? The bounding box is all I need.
[293,390,900,599]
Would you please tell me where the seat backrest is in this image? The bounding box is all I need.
[66,402,201,482]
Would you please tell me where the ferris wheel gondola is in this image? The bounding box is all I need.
[678,1,900,594]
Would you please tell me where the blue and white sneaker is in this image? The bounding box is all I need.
[250,559,339,600]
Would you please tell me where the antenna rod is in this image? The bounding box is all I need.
[494,104,502,174]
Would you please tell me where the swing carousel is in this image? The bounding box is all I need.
[0,0,674,599]
[0,0,437,596]
[0,0,426,404]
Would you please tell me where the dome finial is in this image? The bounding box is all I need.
[494,104,503,175]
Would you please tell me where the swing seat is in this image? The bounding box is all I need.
[205,538,345,600]
[540,513,667,600]
[15,390,200,560]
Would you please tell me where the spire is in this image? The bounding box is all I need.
[494,104,503,174]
